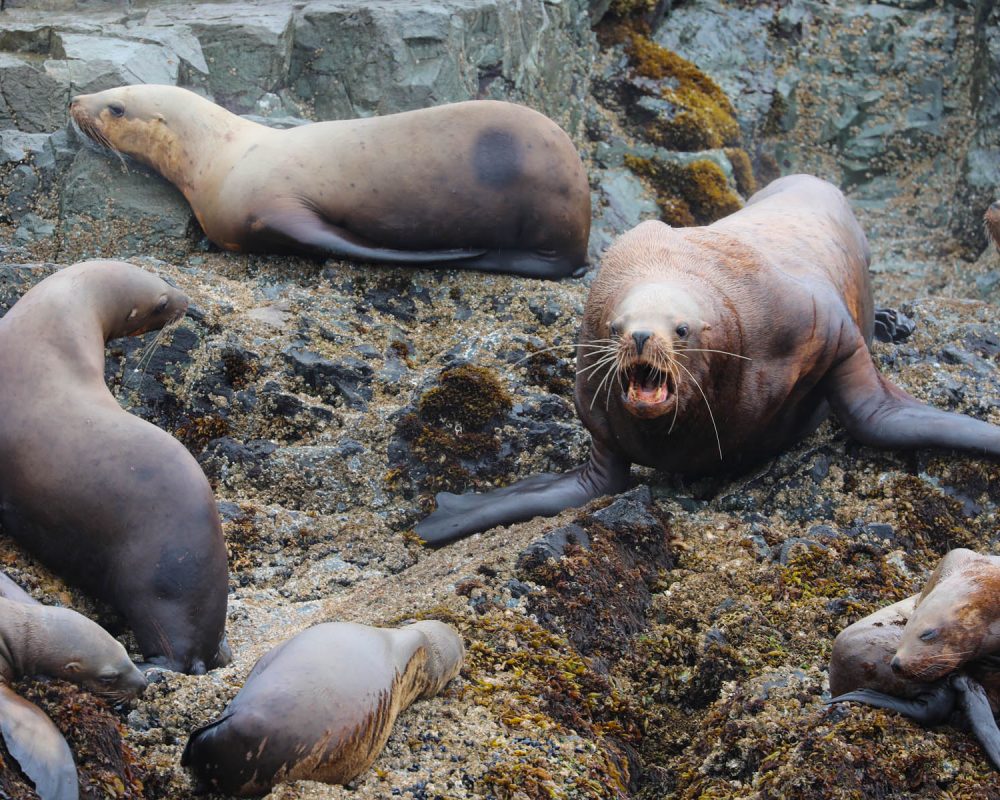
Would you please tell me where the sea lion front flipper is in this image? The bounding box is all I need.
[952,674,1000,770]
[0,684,79,800]
[413,443,631,546]
[253,207,488,266]
[824,345,1000,457]
[827,683,956,725]
[872,307,915,343]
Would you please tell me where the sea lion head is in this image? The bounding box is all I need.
[69,85,208,183]
[65,260,189,340]
[407,620,465,697]
[604,280,711,420]
[892,549,1000,682]
[41,605,148,701]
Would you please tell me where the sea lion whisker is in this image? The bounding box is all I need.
[577,353,622,378]
[674,360,722,461]
[591,355,622,411]
[677,347,752,361]
[510,343,614,365]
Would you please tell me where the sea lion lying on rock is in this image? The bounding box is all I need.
[415,174,1000,544]
[182,620,463,796]
[69,85,591,279]
[0,260,231,674]
[828,548,1000,770]
[0,577,147,800]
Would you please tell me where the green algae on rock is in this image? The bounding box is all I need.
[623,154,743,225]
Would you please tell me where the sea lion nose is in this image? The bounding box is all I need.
[632,331,651,355]
[890,656,902,674]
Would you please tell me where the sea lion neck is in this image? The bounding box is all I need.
[0,600,37,679]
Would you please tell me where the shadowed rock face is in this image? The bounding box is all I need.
[1,1,1000,798]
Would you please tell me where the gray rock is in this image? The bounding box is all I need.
[0,53,68,132]
[143,5,294,112]
[51,31,180,85]
[288,0,593,132]
[57,147,193,257]
[589,167,660,261]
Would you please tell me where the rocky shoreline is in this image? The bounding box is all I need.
[1,1,999,798]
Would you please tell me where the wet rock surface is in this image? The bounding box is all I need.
[0,1,999,799]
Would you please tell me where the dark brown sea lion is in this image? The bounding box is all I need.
[182,620,464,796]
[0,261,231,674]
[415,174,1000,544]
[828,548,1000,770]
[68,85,590,279]
[0,583,147,800]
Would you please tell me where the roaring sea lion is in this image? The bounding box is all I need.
[828,548,1000,770]
[68,85,591,279]
[415,174,1000,544]
[182,620,464,796]
[0,260,231,674]
[0,584,147,800]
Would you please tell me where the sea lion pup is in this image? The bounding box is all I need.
[828,548,1000,770]
[182,620,464,796]
[415,174,1000,544]
[0,260,231,674]
[69,85,591,279]
[0,586,147,800]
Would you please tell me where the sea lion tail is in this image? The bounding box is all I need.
[0,684,79,800]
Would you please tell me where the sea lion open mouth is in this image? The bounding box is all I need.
[623,362,674,410]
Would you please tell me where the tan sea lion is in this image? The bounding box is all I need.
[0,585,147,800]
[181,620,464,796]
[0,260,231,674]
[68,85,591,279]
[415,174,1000,544]
[828,548,1000,770]
[985,201,1000,251]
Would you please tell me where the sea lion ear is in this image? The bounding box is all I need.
[63,661,82,674]
[154,113,166,124]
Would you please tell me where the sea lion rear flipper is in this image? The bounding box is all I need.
[872,307,915,344]
[0,684,79,800]
[413,443,631,546]
[255,208,488,266]
[827,683,955,725]
[824,345,1000,457]
[952,674,1000,770]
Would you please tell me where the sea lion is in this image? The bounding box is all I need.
[182,620,464,796]
[828,548,1000,770]
[415,174,1000,544]
[0,260,231,674]
[985,201,1000,252]
[0,585,148,800]
[68,85,590,279]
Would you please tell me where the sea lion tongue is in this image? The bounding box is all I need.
[626,363,670,405]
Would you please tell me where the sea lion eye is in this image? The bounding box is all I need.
[155,296,169,314]
[108,102,125,118]
[919,629,939,642]
[675,324,689,338]
[609,322,622,337]
[98,673,118,685]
